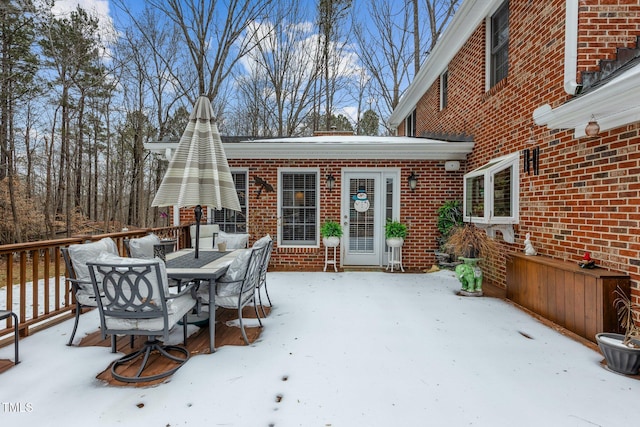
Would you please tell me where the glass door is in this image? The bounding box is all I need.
[342,171,399,266]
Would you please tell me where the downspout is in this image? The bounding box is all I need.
[536,0,580,124]
[564,0,580,95]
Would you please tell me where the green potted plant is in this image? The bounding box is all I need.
[595,286,640,375]
[385,219,407,248]
[321,220,343,247]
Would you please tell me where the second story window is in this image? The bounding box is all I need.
[405,109,416,136]
[440,69,449,110]
[490,1,509,87]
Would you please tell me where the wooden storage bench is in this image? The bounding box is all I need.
[506,252,630,343]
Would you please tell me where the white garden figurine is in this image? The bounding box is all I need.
[524,232,537,256]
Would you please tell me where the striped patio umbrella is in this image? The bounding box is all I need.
[152,95,240,257]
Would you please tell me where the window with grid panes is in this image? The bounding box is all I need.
[440,69,448,110]
[280,172,317,245]
[213,171,247,232]
[490,1,509,87]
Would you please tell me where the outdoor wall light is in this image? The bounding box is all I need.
[326,173,335,192]
[408,172,418,192]
[585,116,600,137]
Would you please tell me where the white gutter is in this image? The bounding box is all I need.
[223,141,474,160]
[564,0,580,95]
[534,0,640,138]
[533,63,640,137]
[144,137,475,161]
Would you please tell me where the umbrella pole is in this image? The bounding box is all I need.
[194,205,203,258]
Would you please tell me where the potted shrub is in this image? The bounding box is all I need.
[595,287,640,375]
[444,222,496,260]
[385,219,407,248]
[321,220,343,247]
[444,223,498,295]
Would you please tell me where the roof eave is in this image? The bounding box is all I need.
[533,64,640,137]
[224,142,474,160]
[388,0,501,128]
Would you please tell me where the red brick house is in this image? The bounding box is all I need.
[389,0,640,308]
[147,133,473,271]
[147,0,640,314]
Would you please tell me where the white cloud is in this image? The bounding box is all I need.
[45,0,117,47]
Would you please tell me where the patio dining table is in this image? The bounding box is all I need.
[165,248,241,353]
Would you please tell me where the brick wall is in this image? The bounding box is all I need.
[177,158,464,271]
[402,0,640,303]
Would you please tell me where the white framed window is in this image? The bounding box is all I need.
[485,0,509,89]
[278,169,319,247]
[463,152,519,225]
[440,69,448,110]
[405,109,416,136]
[212,170,248,232]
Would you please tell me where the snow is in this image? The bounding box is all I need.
[1,270,639,426]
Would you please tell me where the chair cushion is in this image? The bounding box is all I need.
[104,292,195,333]
[252,234,272,249]
[128,233,161,259]
[190,224,219,249]
[95,253,170,303]
[74,289,98,306]
[218,231,249,249]
[196,249,253,302]
[222,248,252,282]
[68,238,119,292]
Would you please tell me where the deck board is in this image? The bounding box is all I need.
[87,306,270,387]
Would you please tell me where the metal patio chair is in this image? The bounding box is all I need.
[197,245,266,345]
[0,310,19,365]
[88,256,196,383]
[62,237,119,346]
[252,235,274,317]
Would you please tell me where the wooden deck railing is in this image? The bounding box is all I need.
[0,225,191,348]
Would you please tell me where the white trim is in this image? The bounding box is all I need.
[145,136,475,161]
[463,152,520,225]
[341,169,401,267]
[388,0,502,129]
[533,63,640,137]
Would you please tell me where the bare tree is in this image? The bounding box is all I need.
[150,0,273,104]
[353,0,412,132]
[354,0,459,133]
[112,3,192,227]
[424,0,460,55]
[414,0,461,74]
[317,0,352,131]
[238,0,321,136]
[412,0,420,76]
